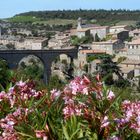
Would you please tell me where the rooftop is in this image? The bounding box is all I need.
[77,28,90,32]
[120,66,134,74]
[81,24,99,29]
[127,38,140,45]
[79,49,106,54]
[110,25,128,29]
[121,59,140,65]
[92,39,118,45]
[130,29,140,34]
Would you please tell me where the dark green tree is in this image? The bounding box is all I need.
[0,59,13,90]
[98,55,122,85]
[94,33,100,42]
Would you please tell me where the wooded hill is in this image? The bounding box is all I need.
[16,9,140,21]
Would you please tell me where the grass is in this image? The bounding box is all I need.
[7,16,41,23]
[7,15,77,27]
[116,20,137,26]
[33,19,77,26]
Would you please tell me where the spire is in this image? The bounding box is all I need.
[77,17,82,29]
[0,26,1,38]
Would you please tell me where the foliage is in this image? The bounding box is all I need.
[102,34,113,41]
[94,33,100,42]
[8,16,41,23]
[117,56,127,64]
[47,75,65,90]
[0,59,13,90]
[16,9,140,25]
[15,61,44,81]
[70,35,93,46]
[136,21,140,29]
[87,54,113,63]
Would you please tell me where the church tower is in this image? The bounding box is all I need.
[77,17,82,30]
[0,26,1,38]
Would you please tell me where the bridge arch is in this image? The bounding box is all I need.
[18,55,45,81]
[0,49,78,84]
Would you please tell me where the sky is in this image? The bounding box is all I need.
[0,0,140,18]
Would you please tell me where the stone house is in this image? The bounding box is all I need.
[15,37,48,50]
[76,17,109,39]
[48,33,70,49]
[91,40,122,55]
[125,38,140,60]
[119,66,134,79]
[90,26,109,39]
[109,25,130,34]
[129,29,140,38]
[77,28,90,38]
[119,59,140,78]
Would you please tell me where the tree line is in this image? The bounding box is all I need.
[17,9,140,21]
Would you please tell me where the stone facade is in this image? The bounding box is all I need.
[15,37,48,50]
[90,26,109,39]
[109,25,130,34]
[125,38,140,60]
[76,29,90,38]
[91,40,122,55]
[76,18,109,39]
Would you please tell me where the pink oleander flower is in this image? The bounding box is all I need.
[16,80,26,87]
[50,89,61,101]
[101,116,110,128]
[119,100,140,134]
[107,90,115,100]
[0,91,8,102]
[63,105,82,119]
[1,80,44,107]
[108,135,121,140]
[67,76,90,95]
[35,130,47,139]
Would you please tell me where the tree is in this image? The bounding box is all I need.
[94,33,100,42]
[0,59,13,90]
[98,55,122,85]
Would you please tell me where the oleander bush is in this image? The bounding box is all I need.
[0,75,140,140]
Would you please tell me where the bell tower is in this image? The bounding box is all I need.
[0,26,1,38]
[77,17,82,29]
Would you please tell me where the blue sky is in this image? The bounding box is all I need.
[0,0,140,18]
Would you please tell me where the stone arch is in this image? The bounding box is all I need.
[17,55,45,81]
[51,53,74,81]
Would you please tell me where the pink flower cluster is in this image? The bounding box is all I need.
[0,80,43,108]
[0,108,29,140]
[62,76,115,119]
[50,89,61,101]
[120,100,140,133]
[68,76,90,95]
[0,91,8,102]
[62,76,90,119]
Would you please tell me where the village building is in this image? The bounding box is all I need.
[91,39,123,55]
[125,38,140,60]
[129,29,140,38]
[118,59,140,78]
[48,33,70,49]
[15,37,48,50]
[76,17,109,39]
[109,25,130,34]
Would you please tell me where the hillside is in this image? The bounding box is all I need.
[6,9,140,26]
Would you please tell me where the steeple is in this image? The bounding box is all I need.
[0,26,1,38]
[77,17,82,29]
